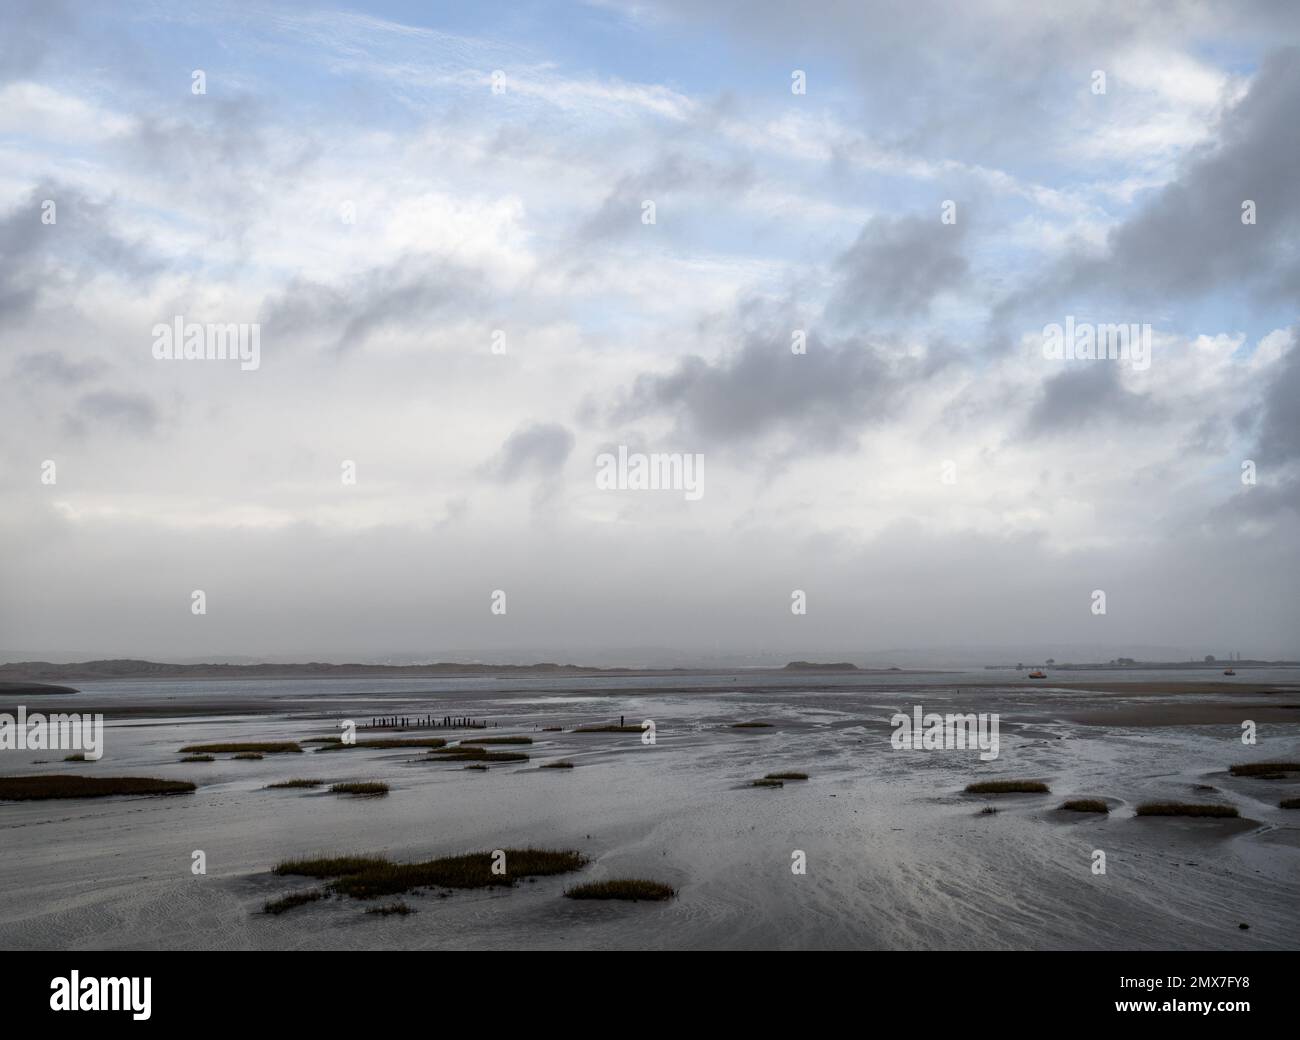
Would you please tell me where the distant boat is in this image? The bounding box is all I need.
[1223,668,1236,676]
[1028,670,1047,679]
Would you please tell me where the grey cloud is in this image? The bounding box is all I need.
[827,214,969,323]
[614,330,922,450]
[1023,363,1162,436]
[12,351,104,385]
[488,422,575,481]
[261,257,485,354]
[66,390,160,437]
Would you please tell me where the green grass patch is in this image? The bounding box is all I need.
[365,901,415,916]
[965,780,1050,794]
[540,760,574,769]
[0,775,196,801]
[263,890,324,915]
[233,752,263,760]
[1135,802,1239,818]
[460,736,533,745]
[330,782,389,796]
[730,722,774,729]
[1059,799,1109,813]
[266,778,321,789]
[764,771,808,780]
[318,738,447,751]
[565,879,675,901]
[180,742,302,754]
[326,848,587,899]
[1229,762,1300,777]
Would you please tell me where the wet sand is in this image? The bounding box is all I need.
[1,671,1297,950]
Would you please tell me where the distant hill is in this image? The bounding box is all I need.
[0,659,649,681]
[782,661,862,672]
[0,680,79,695]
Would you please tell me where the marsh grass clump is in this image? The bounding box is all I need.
[181,754,215,763]
[180,742,302,755]
[564,879,675,902]
[330,782,389,796]
[1135,802,1239,818]
[63,753,86,762]
[327,848,587,900]
[541,760,574,769]
[464,763,488,770]
[572,724,642,733]
[965,780,1050,795]
[0,775,196,801]
[979,805,999,815]
[365,901,414,916]
[730,722,774,729]
[319,738,447,752]
[428,746,528,763]
[263,890,324,915]
[1059,799,1109,814]
[266,778,321,789]
[302,737,343,745]
[1229,762,1300,778]
[274,855,389,878]
[1280,798,1300,809]
[460,736,533,745]
[764,772,808,781]
[542,726,563,732]
[751,778,783,788]
[233,752,264,760]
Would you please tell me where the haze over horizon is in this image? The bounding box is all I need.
[3,1,1299,662]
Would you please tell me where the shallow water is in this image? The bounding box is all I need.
[1,671,1297,950]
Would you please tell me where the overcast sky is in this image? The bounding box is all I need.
[1,1,1298,664]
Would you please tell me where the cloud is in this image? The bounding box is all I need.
[1023,363,1161,436]
[66,390,160,437]
[827,214,969,323]
[487,422,575,481]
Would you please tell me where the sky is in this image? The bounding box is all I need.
[1,0,1298,665]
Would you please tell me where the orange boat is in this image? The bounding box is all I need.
[1028,670,1047,679]
[1223,668,1236,676]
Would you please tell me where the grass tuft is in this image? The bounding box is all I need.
[181,754,215,763]
[1059,799,1109,813]
[1229,762,1300,777]
[979,805,999,815]
[460,736,533,745]
[751,778,783,788]
[365,901,415,916]
[266,778,322,789]
[326,848,587,900]
[0,775,195,801]
[330,782,389,796]
[233,752,263,760]
[1135,802,1239,818]
[565,879,675,901]
[540,760,574,769]
[965,780,1050,794]
[319,738,447,751]
[764,771,808,780]
[180,742,302,754]
[428,746,529,762]
[263,890,323,915]
[274,855,389,878]
[463,764,488,771]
